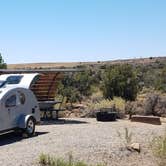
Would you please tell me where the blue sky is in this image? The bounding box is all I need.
[0,0,166,64]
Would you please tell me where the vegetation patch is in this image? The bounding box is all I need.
[39,153,105,166]
[151,130,166,166]
[54,58,166,117]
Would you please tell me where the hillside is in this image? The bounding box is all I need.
[7,56,166,69]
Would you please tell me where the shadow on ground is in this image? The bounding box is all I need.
[40,119,89,125]
[0,131,48,146]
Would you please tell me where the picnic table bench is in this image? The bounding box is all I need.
[39,101,64,120]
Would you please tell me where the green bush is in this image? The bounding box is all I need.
[0,53,7,69]
[102,64,138,101]
[155,67,166,92]
[57,70,94,105]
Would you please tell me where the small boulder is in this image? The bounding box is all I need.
[127,143,140,153]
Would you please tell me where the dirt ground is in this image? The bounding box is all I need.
[0,118,166,166]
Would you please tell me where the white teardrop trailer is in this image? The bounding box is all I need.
[0,69,80,136]
[0,86,40,136]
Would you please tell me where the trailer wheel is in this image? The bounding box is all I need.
[25,117,35,137]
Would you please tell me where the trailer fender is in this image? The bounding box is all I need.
[18,114,36,129]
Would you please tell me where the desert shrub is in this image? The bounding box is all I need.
[58,83,81,107]
[125,100,146,118]
[155,67,166,92]
[125,92,166,117]
[57,70,94,105]
[87,97,126,118]
[137,87,155,97]
[138,92,166,117]
[143,69,160,88]
[135,61,166,92]
[151,131,166,166]
[90,87,103,103]
[125,102,136,118]
[102,64,138,101]
[39,153,105,166]
[144,93,159,115]
[125,94,159,117]
[88,98,125,111]
[154,96,166,117]
[88,99,114,111]
[73,70,93,96]
[113,97,126,111]
[124,128,133,145]
[117,127,133,145]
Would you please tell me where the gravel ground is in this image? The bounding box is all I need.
[0,118,166,166]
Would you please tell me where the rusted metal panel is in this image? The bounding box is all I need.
[30,73,63,101]
[131,115,161,125]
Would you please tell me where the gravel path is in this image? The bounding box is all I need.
[0,118,166,166]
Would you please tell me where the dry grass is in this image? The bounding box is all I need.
[88,97,125,111]
[90,88,103,103]
[39,153,105,166]
[151,130,166,166]
[85,97,126,118]
[117,127,133,145]
[8,62,80,69]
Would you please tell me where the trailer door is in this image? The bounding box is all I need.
[3,93,18,129]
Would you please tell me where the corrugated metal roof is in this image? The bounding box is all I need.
[0,73,64,102]
[0,68,83,74]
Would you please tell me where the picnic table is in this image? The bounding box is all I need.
[38,101,63,120]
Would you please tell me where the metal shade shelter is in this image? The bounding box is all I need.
[0,68,82,101]
[0,68,83,119]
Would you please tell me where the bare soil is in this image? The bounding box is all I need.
[0,118,165,166]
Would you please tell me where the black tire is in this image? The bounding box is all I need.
[25,117,35,137]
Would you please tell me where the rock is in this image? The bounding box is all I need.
[131,143,140,152]
[72,104,86,109]
[127,143,140,153]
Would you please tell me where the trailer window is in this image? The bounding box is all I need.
[18,92,25,105]
[5,95,16,107]
[6,76,23,84]
[0,80,6,88]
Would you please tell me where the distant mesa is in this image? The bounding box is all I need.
[7,57,166,69]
